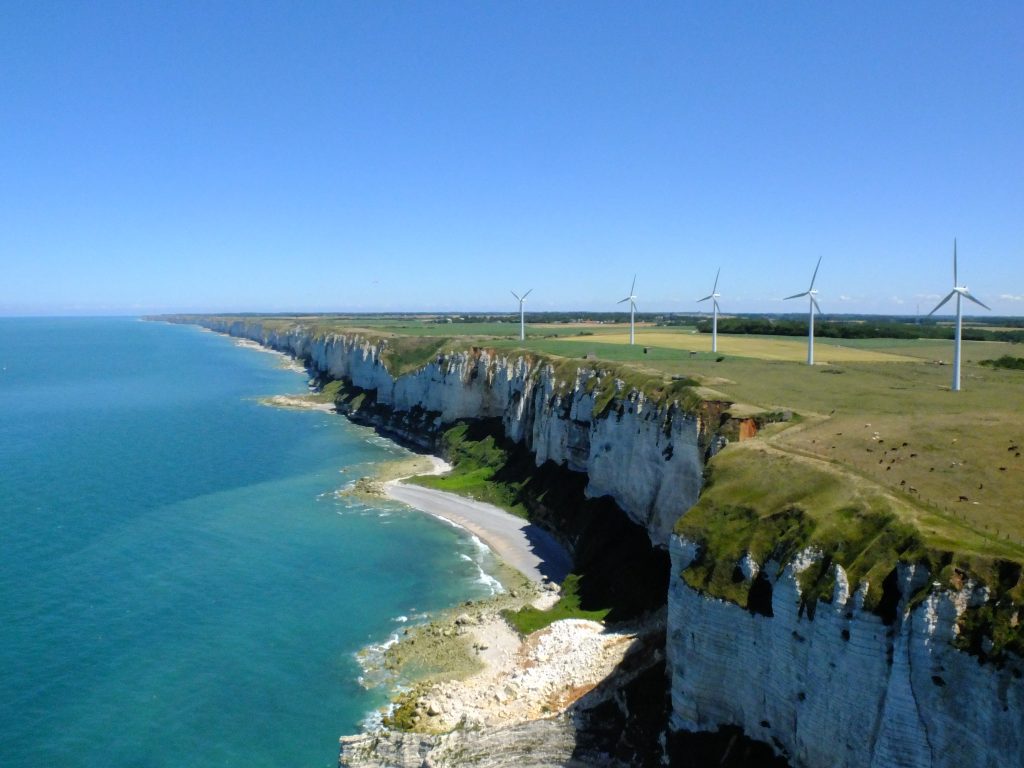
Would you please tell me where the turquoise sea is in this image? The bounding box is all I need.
[0,318,498,768]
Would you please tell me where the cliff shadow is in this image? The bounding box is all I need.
[518,521,574,583]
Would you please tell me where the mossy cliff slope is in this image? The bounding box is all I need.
[670,444,1023,768]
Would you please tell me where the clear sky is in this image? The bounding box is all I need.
[2,1,1021,316]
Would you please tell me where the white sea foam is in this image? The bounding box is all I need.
[359,687,410,733]
[468,533,491,556]
[354,631,402,690]
[459,544,504,596]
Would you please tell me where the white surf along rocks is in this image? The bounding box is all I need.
[201,318,1023,768]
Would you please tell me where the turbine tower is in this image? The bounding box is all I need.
[510,288,532,342]
[617,275,638,345]
[698,268,722,353]
[927,239,989,391]
[784,256,823,365]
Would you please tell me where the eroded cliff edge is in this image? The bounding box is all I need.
[169,317,1024,768]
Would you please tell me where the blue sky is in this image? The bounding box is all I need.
[2,1,1021,316]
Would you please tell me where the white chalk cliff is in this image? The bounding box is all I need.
[207,318,709,547]
[668,538,1023,767]
[192,318,1023,768]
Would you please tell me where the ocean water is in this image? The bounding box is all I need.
[0,318,497,768]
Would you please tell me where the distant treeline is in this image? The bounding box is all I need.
[981,356,1024,370]
[440,312,684,324]
[694,317,1024,343]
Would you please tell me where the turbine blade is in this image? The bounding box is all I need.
[617,297,631,304]
[697,294,713,302]
[631,300,638,312]
[962,290,991,310]
[712,267,720,295]
[811,296,822,314]
[784,291,809,300]
[713,298,720,313]
[511,290,520,301]
[927,290,957,316]
[953,238,958,286]
[809,255,822,290]
[630,274,636,296]
[522,288,533,299]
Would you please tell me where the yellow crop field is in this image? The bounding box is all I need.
[558,331,921,363]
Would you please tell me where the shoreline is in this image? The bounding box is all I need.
[215,326,636,753]
[383,458,573,586]
[215,323,573,587]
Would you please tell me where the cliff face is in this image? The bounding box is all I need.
[668,538,1024,768]
[192,318,1023,768]
[207,318,708,547]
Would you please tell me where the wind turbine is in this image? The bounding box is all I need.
[617,275,638,345]
[510,288,533,342]
[784,256,823,365]
[698,268,722,353]
[927,239,989,391]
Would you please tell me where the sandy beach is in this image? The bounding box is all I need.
[383,459,572,585]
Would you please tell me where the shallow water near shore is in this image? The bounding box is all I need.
[0,317,497,768]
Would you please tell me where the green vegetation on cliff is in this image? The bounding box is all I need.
[413,420,670,630]
[410,421,529,517]
[677,444,1024,656]
[504,574,610,634]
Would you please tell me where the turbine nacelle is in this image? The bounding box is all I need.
[511,288,533,305]
[698,268,723,353]
[784,257,823,366]
[697,294,720,313]
[617,274,638,310]
[511,289,532,341]
[928,240,990,315]
[928,239,989,392]
[698,268,722,306]
[618,274,638,345]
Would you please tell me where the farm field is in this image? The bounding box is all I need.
[498,334,1024,547]
[247,316,641,340]
[552,330,924,363]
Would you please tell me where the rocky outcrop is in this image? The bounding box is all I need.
[339,615,672,768]
[668,537,1024,768]
[339,719,580,768]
